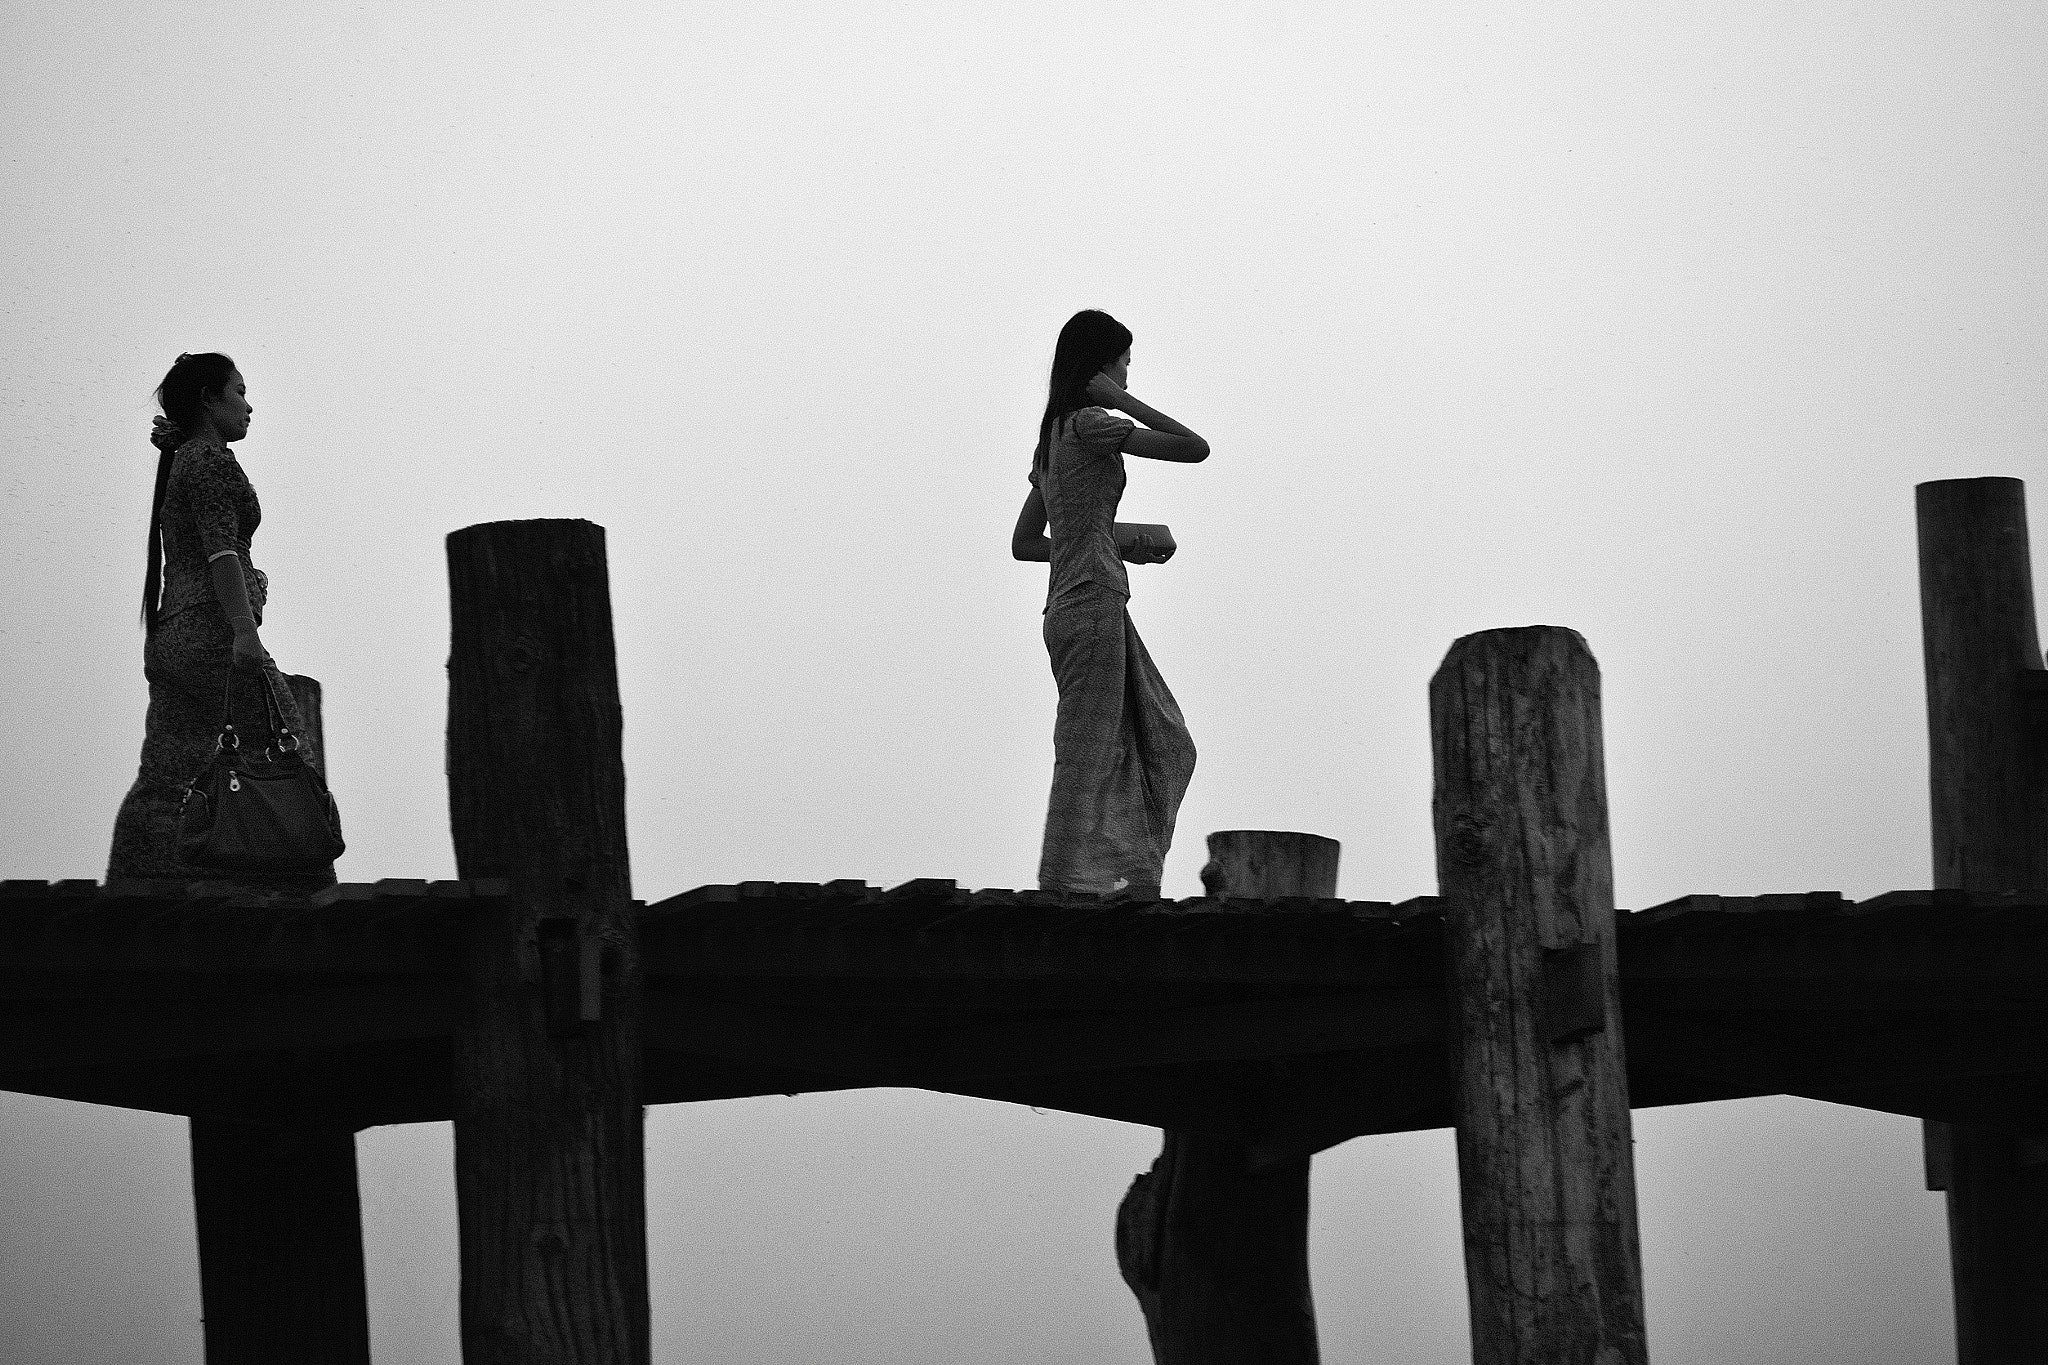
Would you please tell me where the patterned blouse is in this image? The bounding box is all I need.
[1031,405,1137,609]
[157,435,268,624]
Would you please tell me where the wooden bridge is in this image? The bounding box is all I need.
[4,477,2043,1364]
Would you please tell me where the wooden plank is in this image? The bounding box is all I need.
[1918,477,2048,1365]
[446,519,647,1365]
[1431,626,1646,1365]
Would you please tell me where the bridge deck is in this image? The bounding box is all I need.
[5,878,2045,1165]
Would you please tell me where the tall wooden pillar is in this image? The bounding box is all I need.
[1917,477,2048,1364]
[1430,627,1647,1365]
[446,519,648,1365]
[189,676,372,1365]
[191,1122,372,1365]
[1114,830,1331,1365]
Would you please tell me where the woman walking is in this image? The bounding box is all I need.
[1013,310,1208,898]
[107,352,334,887]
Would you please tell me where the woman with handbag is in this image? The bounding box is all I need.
[107,352,340,887]
[1011,310,1208,899]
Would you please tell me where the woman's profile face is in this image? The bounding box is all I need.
[1100,348,1131,389]
[204,370,253,443]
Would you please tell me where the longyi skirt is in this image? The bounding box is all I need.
[1037,583,1196,896]
[106,604,335,890]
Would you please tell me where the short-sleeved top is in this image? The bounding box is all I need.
[157,436,268,624]
[1031,406,1137,609]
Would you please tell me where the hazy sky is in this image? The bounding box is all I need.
[4,1,2044,1361]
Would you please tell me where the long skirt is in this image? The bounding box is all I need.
[1037,583,1197,896]
[106,605,336,890]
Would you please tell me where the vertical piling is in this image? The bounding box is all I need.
[191,1123,372,1365]
[446,519,647,1365]
[1430,626,1646,1365]
[189,677,371,1365]
[1917,478,2048,1364]
[1114,830,1332,1365]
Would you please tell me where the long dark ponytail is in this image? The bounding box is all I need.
[141,352,236,632]
[1037,310,1133,462]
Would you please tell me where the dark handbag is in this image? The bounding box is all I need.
[179,665,345,873]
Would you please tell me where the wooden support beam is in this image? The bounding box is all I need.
[1919,477,2048,1364]
[191,1120,372,1365]
[1431,627,1647,1365]
[1626,1009,2048,1091]
[1115,831,1335,1365]
[446,519,648,1365]
[1247,1043,1453,1169]
[185,678,373,1365]
[8,983,457,1070]
[640,986,1441,1084]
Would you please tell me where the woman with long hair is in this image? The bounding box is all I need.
[1013,310,1208,898]
[107,352,333,886]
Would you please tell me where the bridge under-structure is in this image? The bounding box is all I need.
[2,476,2043,1365]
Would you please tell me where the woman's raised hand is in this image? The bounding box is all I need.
[1085,372,1130,411]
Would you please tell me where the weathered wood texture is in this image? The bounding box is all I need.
[1116,831,1330,1365]
[1200,830,1341,900]
[1431,627,1646,1365]
[191,1120,372,1365]
[446,519,647,1365]
[284,673,326,781]
[187,676,372,1365]
[1918,478,2048,1365]
[1919,478,2047,892]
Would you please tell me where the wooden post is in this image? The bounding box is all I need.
[192,1123,372,1365]
[284,673,327,783]
[188,676,372,1365]
[1430,627,1647,1365]
[1113,830,1331,1365]
[1917,478,2048,1364]
[446,519,648,1365]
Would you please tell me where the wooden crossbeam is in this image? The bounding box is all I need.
[2,982,458,1071]
[6,878,2048,1147]
[640,987,1443,1087]
[1628,1010,2048,1092]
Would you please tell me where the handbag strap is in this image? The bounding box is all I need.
[214,669,243,754]
[214,659,299,758]
[256,666,302,757]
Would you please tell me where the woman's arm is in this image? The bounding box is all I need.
[1086,375,1210,463]
[208,552,268,666]
[181,447,268,667]
[1012,486,1050,561]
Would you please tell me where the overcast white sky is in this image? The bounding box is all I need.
[3,1,2044,1361]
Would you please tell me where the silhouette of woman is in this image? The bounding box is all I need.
[107,353,334,887]
[1013,310,1208,897]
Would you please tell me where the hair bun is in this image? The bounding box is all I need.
[150,415,184,454]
